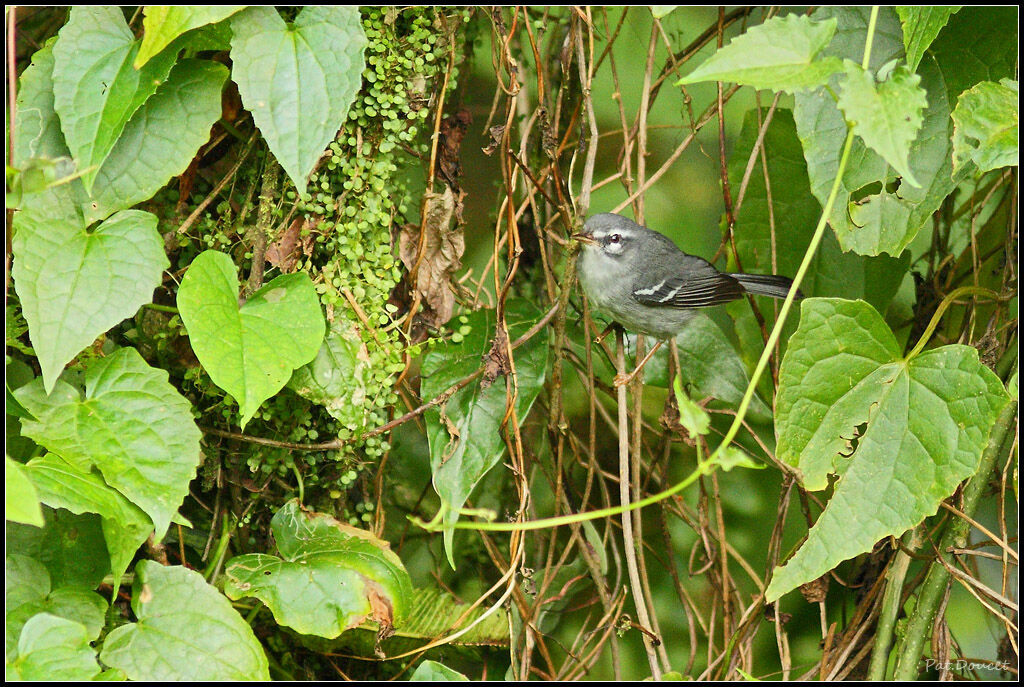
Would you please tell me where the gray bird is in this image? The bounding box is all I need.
[574,212,800,341]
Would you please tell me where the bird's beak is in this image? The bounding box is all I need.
[572,230,596,245]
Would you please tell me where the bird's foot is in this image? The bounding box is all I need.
[613,371,634,388]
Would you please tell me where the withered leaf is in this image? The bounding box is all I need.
[267,217,317,273]
[437,109,471,193]
[399,187,464,329]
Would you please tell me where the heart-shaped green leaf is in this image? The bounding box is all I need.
[12,209,169,393]
[229,6,367,193]
[177,250,325,427]
[767,298,1009,600]
[100,562,270,681]
[14,348,202,540]
[6,613,100,681]
[51,6,177,192]
[224,499,413,639]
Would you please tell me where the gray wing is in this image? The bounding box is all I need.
[631,251,744,308]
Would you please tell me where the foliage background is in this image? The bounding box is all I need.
[5,5,1018,682]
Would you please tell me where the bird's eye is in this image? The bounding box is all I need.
[608,233,622,244]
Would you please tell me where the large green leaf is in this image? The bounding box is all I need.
[12,38,88,224]
[951,79,1019,175]
[794,6,1017,257]
[26,454,152,583]
[224,499,413,639]
[5,614,100,681]
[100,562,270,681]
[894,6,960,72]
[12,209,168,393]
[6,457,43,526]
[677,13,843,94]
[5,555,107,660]
[136,6,247,68]
[837,61,927,187]
[14,348,202,540]
[86,59,229,223]
[51,6,177,192]
[177,250,325,428]
[766,298,1008,600]
[421,302,549,567]
[230,6,367,193]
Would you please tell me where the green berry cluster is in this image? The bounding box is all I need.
[280,7,465,462]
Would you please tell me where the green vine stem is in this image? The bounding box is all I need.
[867,529,921,680]
[893,395,1017,680]
[906,285,1004,360]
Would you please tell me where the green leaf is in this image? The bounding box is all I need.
[677,14,843,94]
[927,7,1018,104]
[711,446,765,472]
[12,38,88,224]
[287,317,375,427]
[229,6,367,193]
[726,108,910,371]
[421,302,549,567]
[6,614,100,681]
[51,6,178,192]
[177,250,325,428]
[12,209,168,393]
[86,59,229,223]
[410,660,470,682]
[767,298,1008,600]
[6,457,43,526]
[793,6,960,256]
[638,313,773,421]
[136,6,247,68]
[895,6,960,72]
[14,348,202,540]
[729,107,913,303]
[26,454,152,583]
[5,554,107,660]
[100,562,270,681]
[13,39,67,165]
[838,61,927,187]
[951,79,1019,175]
[224,499,413,639]
[6,508,110,589]
[672,375,710,439]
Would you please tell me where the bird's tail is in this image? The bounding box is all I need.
[729,273,803,300]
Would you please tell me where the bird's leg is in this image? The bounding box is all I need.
[613,339,664,387]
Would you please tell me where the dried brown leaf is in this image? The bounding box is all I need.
[399,187,464,328]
